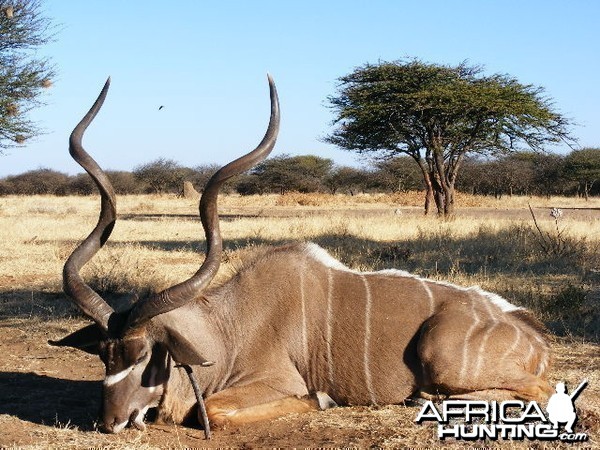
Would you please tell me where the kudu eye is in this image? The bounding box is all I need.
[135,352,149,365]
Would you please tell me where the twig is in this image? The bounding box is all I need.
[528,203,550,253]
[180,364,211,440]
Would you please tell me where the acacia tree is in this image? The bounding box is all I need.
[0,0,55,151]
[326,59,574,216]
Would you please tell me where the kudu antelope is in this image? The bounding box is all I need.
[50,76,553,435]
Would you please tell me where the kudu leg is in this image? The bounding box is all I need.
[205,384,334,427]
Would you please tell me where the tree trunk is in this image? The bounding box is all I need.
[415,157,435,215]
[443,184,455,217]
[430,183,455,217]
[424,181,435,215]
[412,147,460,218]
[433,186,445,215]
[584,181,590,201]
[429,167,446,217]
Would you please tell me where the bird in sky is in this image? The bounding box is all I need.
[158,105,165,110]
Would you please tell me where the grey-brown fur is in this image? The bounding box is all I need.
[139,242,552,425]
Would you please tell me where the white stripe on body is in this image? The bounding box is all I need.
[326,267,335,389]
[420,280,435,316]
[499,323,523,365]
[299,261,309,369]
[458,300,481,385]
[360,275,377,404]
[472,292,500,378]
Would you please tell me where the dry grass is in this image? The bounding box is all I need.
[0,192,599,448]
[1,192,598,335]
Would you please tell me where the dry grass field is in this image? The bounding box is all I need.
[1,192,599,448]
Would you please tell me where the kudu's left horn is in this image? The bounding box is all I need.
[63,77,116,333]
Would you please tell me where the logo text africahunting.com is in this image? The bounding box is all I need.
[415,379,589,443]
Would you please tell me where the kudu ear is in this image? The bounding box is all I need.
[165,327,215,368]
[48,323,103,355]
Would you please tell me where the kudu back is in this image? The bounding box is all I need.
[51,77,553,434]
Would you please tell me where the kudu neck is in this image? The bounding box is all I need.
[152,299,237,395]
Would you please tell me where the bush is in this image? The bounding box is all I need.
[107,171,145,194]
[2,168,69,195]
[546,284,599,341]
[133,158,189,194]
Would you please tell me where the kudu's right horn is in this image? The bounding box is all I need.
[126,74,280,329]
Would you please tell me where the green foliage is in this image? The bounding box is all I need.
[370,156,423,192]
[238,154,334,194]
[133,158,190,194]
[0,149,598,197]
[328,59,573,155]
[69,170,143,195]
[564,148,600,199]
[458,152,581,198]
[458,154,536,197]
[324,166,370,195]
[1,168,68,194]
[0,0,55,151]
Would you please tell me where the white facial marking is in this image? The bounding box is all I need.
[104,367,133,386]
[111,419,129,434]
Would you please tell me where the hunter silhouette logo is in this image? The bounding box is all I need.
[546,379,587,434]
[415,378,589,442]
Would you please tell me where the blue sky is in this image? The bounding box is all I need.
[2,0,599,177]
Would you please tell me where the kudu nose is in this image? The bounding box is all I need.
[101,413,130,434]
[102,408,144,433]
[101,419,115,434]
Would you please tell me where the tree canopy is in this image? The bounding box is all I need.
[564,148,600,200]
[238,154,334,194]
[133,158,192,194]
[0,0,54,151]
[326,59,575,216]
